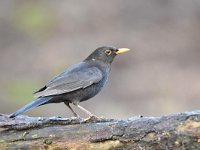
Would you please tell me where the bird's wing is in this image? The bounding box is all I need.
[34,66,103,98]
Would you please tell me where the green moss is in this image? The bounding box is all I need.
[0,140,5,143]
[81,140,124,150]
[32,134,38,139]
[43,139,53,145]
[177,121,200,132]
[143,132,156,142]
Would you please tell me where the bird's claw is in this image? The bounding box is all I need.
[84,115,98,122]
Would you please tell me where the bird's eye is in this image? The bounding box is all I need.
[105,50,112,55]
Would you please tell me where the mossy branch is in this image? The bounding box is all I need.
[0,111,200,149]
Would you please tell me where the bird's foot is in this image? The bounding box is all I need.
[84,115,99,122]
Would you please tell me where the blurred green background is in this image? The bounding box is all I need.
[0,0,200,119]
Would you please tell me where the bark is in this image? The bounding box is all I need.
[0,111,200,150]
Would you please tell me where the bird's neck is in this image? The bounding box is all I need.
[84,59,111,73]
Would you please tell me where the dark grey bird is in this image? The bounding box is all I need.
[9,46,130,118]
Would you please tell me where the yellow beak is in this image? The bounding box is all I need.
[115,48,130,54]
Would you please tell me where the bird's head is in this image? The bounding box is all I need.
[85,46,130,64]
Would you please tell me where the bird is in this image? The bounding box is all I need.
[9,46,130,119]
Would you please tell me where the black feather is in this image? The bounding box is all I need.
[34,86,47,94]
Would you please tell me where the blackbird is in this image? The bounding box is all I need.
[9,46,130,118]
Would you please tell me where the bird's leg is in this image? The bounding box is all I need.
[73,103,98,120]
[64,102,79,118]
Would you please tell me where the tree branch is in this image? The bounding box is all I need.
[0,111,200,149]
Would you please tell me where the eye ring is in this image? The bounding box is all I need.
[105,50,112,55]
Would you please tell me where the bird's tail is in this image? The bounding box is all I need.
[9,97,51,118]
